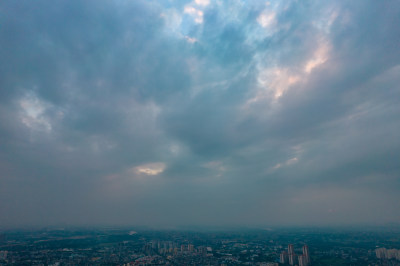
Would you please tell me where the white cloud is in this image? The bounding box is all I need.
[246,37,331,108]
[286,157,299,165]
[160,8,183,34]
[256,67,301,100]
[272,157,298,170]
[19,92,53,132]
[257,10,276,29]
[185,36,198,43]
[134,162,166,176]
[195,0,210,6]
[184,6,204,24]
[304,40,330,73]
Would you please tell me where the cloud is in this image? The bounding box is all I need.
[195,0,210,7]
[184,6,204,24]
[272,157,298,170]
[19,92,53,132]
[0,0,400,227]
[134,163,166,176]
[257,9,276,33]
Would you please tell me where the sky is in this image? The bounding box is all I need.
[0,0,400,229]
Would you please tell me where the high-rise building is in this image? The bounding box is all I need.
[289,254,297,265]
[180,244,186,252]
[280,251,288,264]
[376,248,387,259]
[287,244,296,265]
[282,244,310,265]
[302,244,310,265]
[298,255,307,266]
[387,249,398,259]
[288,244,294,255]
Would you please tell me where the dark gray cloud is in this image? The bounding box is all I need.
[0,0,400,228]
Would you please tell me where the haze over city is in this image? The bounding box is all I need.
[0,0,399,229]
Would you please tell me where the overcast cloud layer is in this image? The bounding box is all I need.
[1,0,400,228]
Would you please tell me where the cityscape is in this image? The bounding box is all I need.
[279,244,309,266]
[1,0,400,266]
[1,227,400,265]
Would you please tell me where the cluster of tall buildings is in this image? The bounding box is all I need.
[280,244,310,266]
[375,248,400,260]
